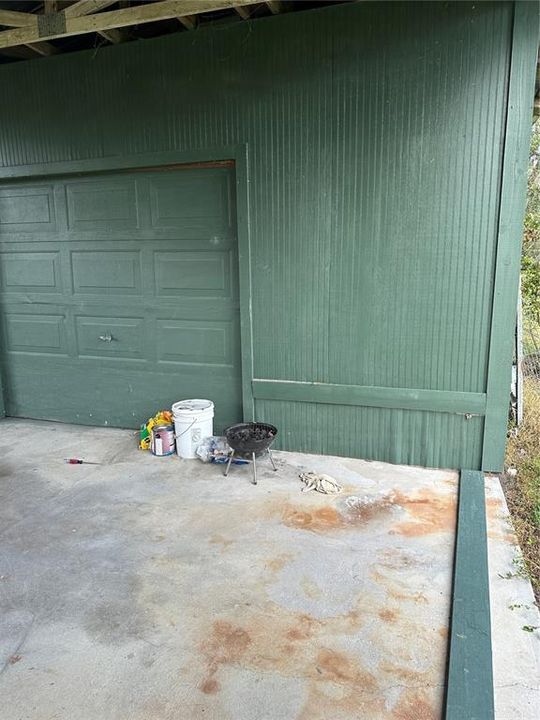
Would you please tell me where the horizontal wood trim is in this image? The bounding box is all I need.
[252,379,487,415]
[0,145,244,180]
[445,469,494,719]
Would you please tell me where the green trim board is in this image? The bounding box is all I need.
[0,145,247,180]
[482,0,539,471]
[0,145,255,425]
[253,379,486,415]
[445,469,494,720]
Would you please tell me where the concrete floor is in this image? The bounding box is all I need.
[0,420,538,720]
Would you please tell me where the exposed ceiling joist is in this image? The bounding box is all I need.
[0,45,38,58]
[0,9,36,27]
[68,0,127,46]
[177,15,197,30]
[97,27,126,44]
[235,6,251,20]
[25,40,57,55]
[266,1,282,14]
[64,0,119,18]
[25,3,58,56]
[0,0,261,49]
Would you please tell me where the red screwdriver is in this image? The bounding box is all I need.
[64,458,101,465]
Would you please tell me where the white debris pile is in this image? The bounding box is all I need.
[299,472,343,494]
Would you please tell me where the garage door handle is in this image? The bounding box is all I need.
[99,334,113,343]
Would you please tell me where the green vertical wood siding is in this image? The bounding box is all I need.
[0,1,536,470]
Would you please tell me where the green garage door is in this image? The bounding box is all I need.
[0,164,242,431]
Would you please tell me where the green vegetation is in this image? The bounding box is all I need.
[504,121,540,604]
[505,381,540,603]
[522,121,540,334]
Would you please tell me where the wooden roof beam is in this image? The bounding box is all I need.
[0,45,39,59]
[265,1,282,14]
[64,0,119,18]
[96,28,126,44]
[0,9,36,27]
[177,15,197,30]
[235,6,251,20]
[24,40,58,56]
[0,1,261,49]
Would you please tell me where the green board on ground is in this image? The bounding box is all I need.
[446,469,494,720]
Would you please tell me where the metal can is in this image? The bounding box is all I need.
[151,424,176,457]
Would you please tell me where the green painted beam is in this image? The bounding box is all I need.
[445,469,494,720]
[482,0,539,471]
[252,379,486,415]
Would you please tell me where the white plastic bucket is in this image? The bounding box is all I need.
[172,399,214,459]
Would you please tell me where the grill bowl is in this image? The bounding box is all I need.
[224,422,278,455]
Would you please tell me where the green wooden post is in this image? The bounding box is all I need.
[445,470,494,720]
[482,0,539,471]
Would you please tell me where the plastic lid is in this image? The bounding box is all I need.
[172,399,214,413]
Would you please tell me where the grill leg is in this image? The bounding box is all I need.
[252,452,257,485]
[224,450,235,477]
[268,449,277,471]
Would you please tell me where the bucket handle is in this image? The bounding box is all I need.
[174,416,199,440]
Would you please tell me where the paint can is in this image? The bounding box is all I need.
[151,425,176,457]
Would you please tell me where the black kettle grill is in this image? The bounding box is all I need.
[223,422,278,485]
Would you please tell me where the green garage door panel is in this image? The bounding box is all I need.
[0,166,242,430]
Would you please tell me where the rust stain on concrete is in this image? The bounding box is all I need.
[199,620,252,694]
[193,595,443,719]
[277,487,457,538]
[296,653,385,720]
[196,603,372,704]
[389,589,429,603]
[391,490,456,536]
[378,662,425,684]
[486,496,503,516]
[265,553,293,573]
[282,504,346,532]
[199,678,220,695]
[315,648,378,688]
[378,608,399,623]
[391,689,436,719]
[279,494,394,534]
[285,613,322,643]
[301,576,323,600]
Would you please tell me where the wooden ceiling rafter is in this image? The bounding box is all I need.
[25,39,57,54]
[0,0,261,50]
[265,1,281,14]
[234,5,251,20]
[0,8,37,26]
[63,0,119,18]
[177,14,197,30]
[96,26,126,43]
[0,0,120,57]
